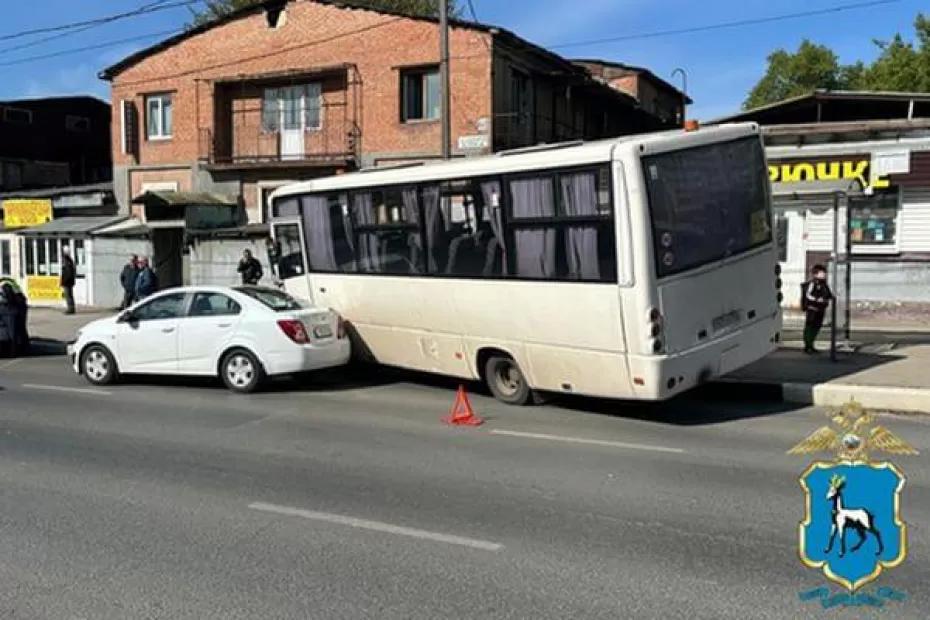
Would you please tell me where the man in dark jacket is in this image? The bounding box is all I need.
[802,264,834,354]
[60,247,76,315]
[237,249,263,285]
[135,257,158,300]
[119,255,140,309]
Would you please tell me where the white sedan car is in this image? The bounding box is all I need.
[68,286,351,393]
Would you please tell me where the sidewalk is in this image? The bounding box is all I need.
[27,306,113,347]
[721,339,930,414]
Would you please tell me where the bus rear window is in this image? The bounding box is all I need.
[643,136,771,277]
[235,287,305,312]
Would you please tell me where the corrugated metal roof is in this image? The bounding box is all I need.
[15,216,127,235]
[131,191,238,206]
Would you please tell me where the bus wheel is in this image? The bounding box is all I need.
[484,355,533,406]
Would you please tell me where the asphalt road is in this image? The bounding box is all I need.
[1,355,928,619]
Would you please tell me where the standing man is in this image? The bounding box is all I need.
[119,255,140,309]
[237,249,263,285]
[135,257,158,301]
[60,246,76,315]
[802,264,834,354]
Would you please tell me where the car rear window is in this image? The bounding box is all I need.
[235,287,306,312]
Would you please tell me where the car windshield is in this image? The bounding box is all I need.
[235,287,306,312]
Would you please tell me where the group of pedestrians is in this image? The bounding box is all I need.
[118,255,159,310]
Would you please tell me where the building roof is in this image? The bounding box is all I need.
[14,216,127,236]
[0,182,113,201]
[0,95,108,108]
[131,191,239,207]
[98,0,628,97]
[571,58,692,103]
[710,89,930,125]
[101,0,499,80]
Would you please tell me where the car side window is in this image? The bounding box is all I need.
[189,292,241,317]
[131,293,187,321]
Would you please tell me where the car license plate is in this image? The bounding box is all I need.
[712,311,741,333]
[313,325,333,339]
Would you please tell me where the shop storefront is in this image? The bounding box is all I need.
[766,139,930,309]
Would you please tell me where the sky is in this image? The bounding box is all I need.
[0,0,925,120]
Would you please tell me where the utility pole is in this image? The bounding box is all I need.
[671,68,688,126]
[439,0,452,159]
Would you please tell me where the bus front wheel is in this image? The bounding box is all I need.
[484,355,533,406]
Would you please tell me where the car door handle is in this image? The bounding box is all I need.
[161,327,176,333]
[217,323,232,328]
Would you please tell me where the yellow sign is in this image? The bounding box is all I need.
[26,276,63,302]
[768,159,890,190]
[2,199,53,228]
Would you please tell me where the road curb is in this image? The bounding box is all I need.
[713,379,930,414]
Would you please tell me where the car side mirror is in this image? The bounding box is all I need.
[117,311,133,323]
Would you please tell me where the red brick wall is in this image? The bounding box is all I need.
[110,1,493,168]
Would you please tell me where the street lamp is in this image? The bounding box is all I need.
[671,68,688,126]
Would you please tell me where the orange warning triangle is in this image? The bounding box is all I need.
[443,385,483,426]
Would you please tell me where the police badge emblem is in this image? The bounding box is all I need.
[789,400,917,603]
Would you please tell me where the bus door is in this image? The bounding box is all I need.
[270,219,312,303]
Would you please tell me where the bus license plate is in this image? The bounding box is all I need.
[712,311,741,333]
[313,325,333,339]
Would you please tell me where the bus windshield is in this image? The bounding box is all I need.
[643,136,771,278]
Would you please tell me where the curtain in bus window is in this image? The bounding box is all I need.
[510,177,556,278]
[352,192,381,272]
[480,180,506,276]
[301,195,336,271]
[560,171,600,280]
[422,185,444,273]
[402,187,422,272]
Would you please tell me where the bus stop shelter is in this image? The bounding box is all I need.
[771,178,863,361]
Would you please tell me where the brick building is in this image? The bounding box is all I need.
[100,0,673,226]
[572,59,691,128]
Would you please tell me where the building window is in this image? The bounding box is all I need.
[0,240,11,276]
[2,107,32,125]
[65,115,91,132]
[401,67,440,122]
[849,191,899,249]
[510,69,532,127]
[145,93,173,140]
[262,84,322,133]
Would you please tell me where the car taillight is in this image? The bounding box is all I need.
[278,319,309,344]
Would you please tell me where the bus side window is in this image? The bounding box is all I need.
[426,178,506,278]
[272,223,305,279]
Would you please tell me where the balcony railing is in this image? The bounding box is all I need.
[200,100,360,168]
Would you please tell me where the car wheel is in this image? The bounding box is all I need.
[81,345,118,386]
[221,349,264,394]
[484,355,533,406]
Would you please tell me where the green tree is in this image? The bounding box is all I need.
[743,40,850,110]
[744,13,930,109]
[190,0,459,25]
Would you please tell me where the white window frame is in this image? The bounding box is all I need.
[257,180,297,224]
[261,83,323,133]
[849,190,901,256]
[145,93,173,141]
[0,238,12,276]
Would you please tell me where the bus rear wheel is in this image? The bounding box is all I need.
[484,355,533,406]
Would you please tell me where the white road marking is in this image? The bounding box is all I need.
[21,383,112,396]
[248,502,503,552]
[489,429,685,454]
